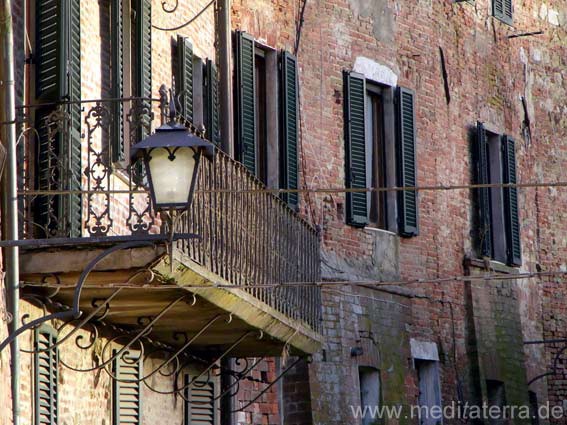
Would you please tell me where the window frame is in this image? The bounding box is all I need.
[474,124,521,266]
[365,82,388,230]
[358,366,383,425]
[415,359,443,425]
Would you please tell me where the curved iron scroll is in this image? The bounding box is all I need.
[525,338,567,386]
[0,239,161,353]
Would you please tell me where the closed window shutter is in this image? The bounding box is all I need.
[113,352,142,425]
[34,0,82,238]
[184,375,216,425]
[177,35,194,124]
[475,122,492,257]
[344,71,368,227]
[67,0,82,237]
[35,0,65,101]
[204,59,220,146]
[34,327,59,425]
[280,51,299,208]
[235,31,256,174]
[493,0,513,24]
[502,135,521,266]
[111,0,125,163]
[396,87,419,236]
[135,0,152,140]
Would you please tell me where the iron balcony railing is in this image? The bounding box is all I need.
[15,96,321,332]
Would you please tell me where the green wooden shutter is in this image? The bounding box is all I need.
[475,122,492,258]
[280,51,299,208]
[502,135,521,266]
[35,0,82,237]
[493,0,513,24]
[111,0,125,163]
[177,35,193,124]
[35,0,66,101]
[204,59,220,145]
[113,352,142,425]
[34,327,59,425]
[235,31,256,174]
[344,71,368,227]
[135,0,152,140]
[396,87,419,236]
[184,374,216,425]
[67,0,82,237]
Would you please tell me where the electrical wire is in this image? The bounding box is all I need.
[18,180,567,197]
[190,180,567,194]
[19,270,567,291]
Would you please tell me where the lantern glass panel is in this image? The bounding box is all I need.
[147,147,196,207]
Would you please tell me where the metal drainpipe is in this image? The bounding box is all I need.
[0,0,20,424]
[216,0,234,157]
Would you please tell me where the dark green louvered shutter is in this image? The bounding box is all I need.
[35,0,82,237]
[396,87,419,236]
[35,0,65,101]
[135,0,152,140]
[204,59,220,145]
[344,71,368,227]
[184,375,216,425]
[280,51,299,208]
[67,0,82,237]
[113,352,142,425]
[493,0,513,24]
[34,327,59,425]
[502,135,521,266]
[475,122,492,257]
[111,0,125,164]
[235,31,256,174]
[177,36,193,124]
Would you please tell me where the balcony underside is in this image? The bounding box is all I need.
[20,245,322,356]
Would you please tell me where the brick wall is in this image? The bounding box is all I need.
[13,301,219,425]
[307,286,413,424]
[234,358,281,425]
[3,0,567,423]
[285,0,566,422]
[0,216,12,425]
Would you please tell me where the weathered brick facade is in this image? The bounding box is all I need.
[1,0,567,424]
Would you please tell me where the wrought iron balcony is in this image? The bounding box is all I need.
[15,97,321,335]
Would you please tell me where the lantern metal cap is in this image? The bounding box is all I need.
[131,122,215,159]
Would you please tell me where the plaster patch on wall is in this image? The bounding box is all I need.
[548,9,560,26]
[410,339,439,361]
[347,0,395,43]
[353,57,398,87]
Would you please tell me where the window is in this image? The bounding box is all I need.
[34,327,59,425]
[365,84,387,229]
[486,380,507,425]
[234,31,299,207]
[174,37,220,145]
[113,351,142,425]
[110,0,152,165]
[358,367,381,425]
[474,123,521,266]
[183,374,216,425]
[344,71,418,236]
[33,0,82,237]
[254,47,268,183]
[493,0,513,25]
[416,360,442,425]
